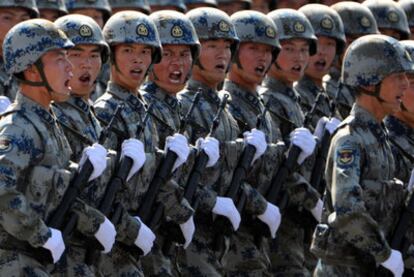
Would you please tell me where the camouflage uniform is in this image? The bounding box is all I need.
[311,34,414,276]
[0,19,105,276]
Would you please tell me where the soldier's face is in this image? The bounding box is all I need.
[272,39,310,84]
[0,8,30,54]
[71,8,104,28]
[111,43,153,91]
[379,72,408,114]
[67,45,102,97]
[42,49,74,102]
[193,39,232,88]
[232,42,273,86]
[379,28,402,40]
[251,0,269,14]
[401,74,414,113]
[306,36,336,81]
[151,44,192,95]
[39,9,61,22]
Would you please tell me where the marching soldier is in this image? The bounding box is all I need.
[312,34,412,277]
[399,0,414,38]
[36,0,67,21]
[94,11,195,276]
[0,19,112,276]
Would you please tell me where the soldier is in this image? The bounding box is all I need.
[0,0,38,101]
[94,11,195,276]
[327,1,379,120]
[363,0,410,40]
[149,0,187,13]
[296,3,345,129]
[261,9,328,276]
[37,0,67,21]
[311,34,412,277]
[0,19,114,276]
[399,0,414,38]
[53,14,152,276]
[109,0,151,15]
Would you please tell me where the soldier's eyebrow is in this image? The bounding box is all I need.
[71,46,101,52]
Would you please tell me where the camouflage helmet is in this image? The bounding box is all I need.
[401,40,414,61]
[148,0,186,13]
[150,10,200,60]
[331,2,379,36]
[398,0,414,28]
[363,0,410,40]
[65,0,111,21]
[341,34,414,87]
[231,10,280,61]
[55,14,109,63]
[3,19,73,75]
[109,0,151,15]
[186,7,239,57]
[267,9,317,56]
[299,4,346,55]
[36,0,68,16]
[185,0,217,8]
[0,0,39,18]
[103,11,162,64]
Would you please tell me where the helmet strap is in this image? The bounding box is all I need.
[17,60,54,93]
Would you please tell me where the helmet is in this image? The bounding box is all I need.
[65,0,111,21]
[0,0,39,18]
[398,0,414,29]
[150,10,200,60]
[331,1,379,36]
[401,40,414,61]
[231,10,280,61]
[267,9,317,56]
[186,7,239,57]
[103,11,162,64]
[148,0,186,13]
[55,14,109,63]
[363,0,410,40]
[185,0,217,8]
[36,0,68,16]
[341,34,414,87]
[109,0,151,15]
[3,19,73,75]
[299,4,346,54]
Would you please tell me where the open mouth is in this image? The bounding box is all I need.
[292,64,302,73]
[64,79,70,88]
[255,65,265,75]
[314,59,326,70]
[79,73,91,84]
[130,68,143,77]
[169,70,182,84]
[215,63,226,71]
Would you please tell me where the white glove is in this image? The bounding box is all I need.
[408,169,414,192]
[179,216,195,249]
[196,136,220,168]
[311,199,323,223]
[314,117,329,141]
[121,138,146,181]
[257,202,281,239]
[212,196,241,231]
[79,143,108,181]
[243,128,267,164]
[94,217,116,253]
[290,127,316,165]
[165,133,190,171]
[134,217,156,256]
[0,96,11,114]
[325,117,341,135]
[42,228,65,263]
[381,249,404,277]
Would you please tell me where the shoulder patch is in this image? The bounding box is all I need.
[336,147,355,167]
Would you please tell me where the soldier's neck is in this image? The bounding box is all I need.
[267,69,294,88]
[356,95,386,122]
[192,70,219,91]
[394,111,414,129]
[20,84,51,110]
[228,71,257,94]
[306,74,323,88]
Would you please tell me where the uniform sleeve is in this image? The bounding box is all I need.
[327,133,391,263]
[0,124,51,247]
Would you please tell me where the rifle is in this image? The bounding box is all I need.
[161,94,229,254]
[35,104,122,264]
[212,103,270,252]
[84,103,153,265]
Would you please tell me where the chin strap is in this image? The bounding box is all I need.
[16,60,54,95]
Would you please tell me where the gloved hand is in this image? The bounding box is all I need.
[165,133,190,171]
[314,117,329,141]
[196,136,220,168]
[290,127,316,165]
[408,169,414,192]
[0,96,11,114]
[212,196,241,231]
[243,128,267,164]
[311,199,323,223]
[325,117,341,135]
[179,216,195,249]
[134,217,156,256]
[121,138,146,181]
[79,143,107,181]
[257,202,281,239]
[94,217,116,253]
[42,228,65,263]
[380,249,404,277]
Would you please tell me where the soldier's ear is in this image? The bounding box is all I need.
[360,85,376,93]
[23,64,41,82]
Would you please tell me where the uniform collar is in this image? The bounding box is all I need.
[351,104,388,142]
[385,115,414,138]
[15,93,56,126]
[187,79,221,106]
[262,76,299,101]
[142,81,179,109]
[224,79,261,111]
[298,75,323,97]
[66,96,91,114]
[107,81,145,111]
